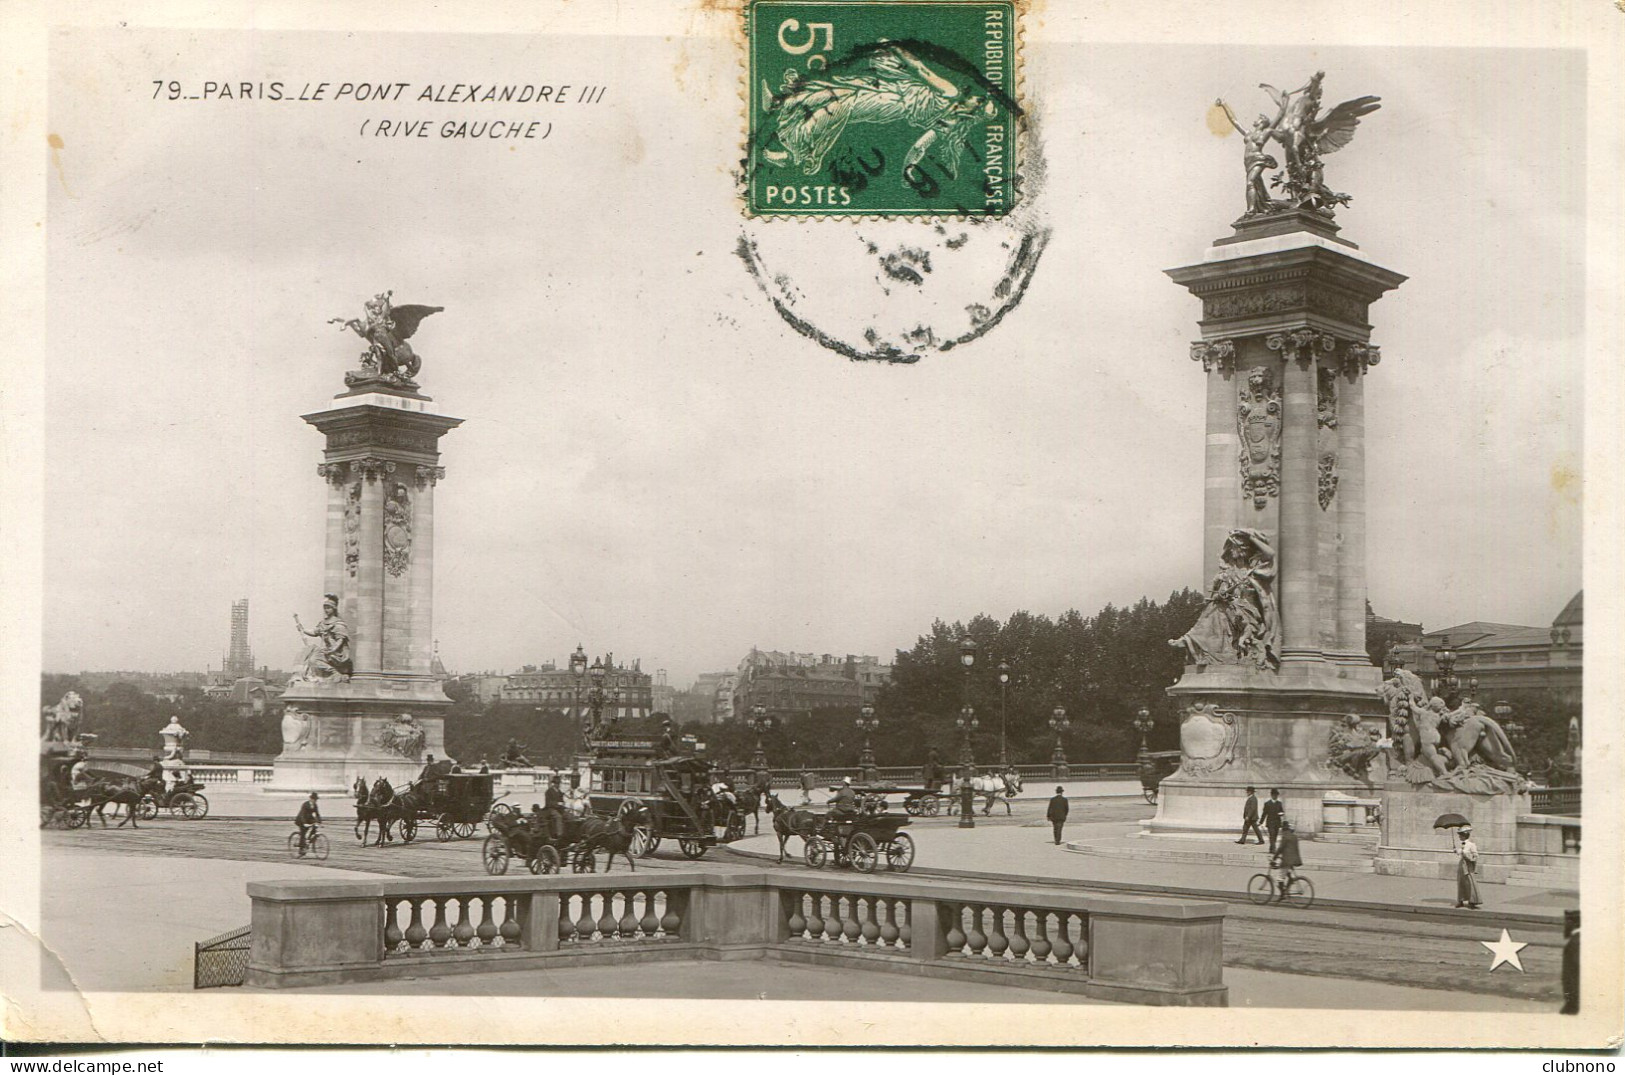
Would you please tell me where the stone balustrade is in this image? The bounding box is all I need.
[246,870,1226,1004]
[191,766,275,785]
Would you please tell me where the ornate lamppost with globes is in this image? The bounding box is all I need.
[586,657,620,741]
[956,636,978,828]
[855,704,879,783]
[1049,705,1070,780]
[1433,645,1460,707]
[749,703,774,771]
[1133,707,1155,759]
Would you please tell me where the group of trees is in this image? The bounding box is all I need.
[678,592,1206,771]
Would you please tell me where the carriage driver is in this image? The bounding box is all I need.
[543,775,567,840]
[294,792,322,857]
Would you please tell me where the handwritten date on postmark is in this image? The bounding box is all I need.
[746,0,1019,217]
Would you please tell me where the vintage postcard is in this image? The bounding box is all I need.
[1,0,1620,1054]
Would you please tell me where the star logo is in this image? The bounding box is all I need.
[1481,929,1528,973]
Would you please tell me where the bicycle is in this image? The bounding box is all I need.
[1247,868,1314,908]
[288,826,330,861]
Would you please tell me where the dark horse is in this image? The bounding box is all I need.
[355,776,426,846]
[764,791,825,863]
[86,780,143,828]
[576,800,648,873]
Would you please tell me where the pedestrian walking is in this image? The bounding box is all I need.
[799,769,816,805]
[1262,788,1285,852]
[1046,786,1070,845]
[1237,785,1265,845]
[1455,825,1482,908]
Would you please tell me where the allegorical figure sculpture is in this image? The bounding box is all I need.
[375,713,426,760]
[329,291,444,388]
[760,44,998,182]
[1217,71,1380,217]
[1169,528,1282,671]
[1327,714,1385,782]
[1376,659,1524,795]
[293,593,353,682]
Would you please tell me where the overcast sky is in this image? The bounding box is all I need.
[41,33,1583,687]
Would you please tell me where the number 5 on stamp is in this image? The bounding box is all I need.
[746,0,1019,217]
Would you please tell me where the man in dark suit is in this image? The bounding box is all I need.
[1237,785,1264,844]
[1046,786,1070,845]
[1262,788,1286,852]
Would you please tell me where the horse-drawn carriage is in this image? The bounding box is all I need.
[39,749,91,829]
[353,767,496,844]
[136,776,210,820]
[804,807,915,873]
[481,799,647,875]
[585,736,721,859]
[1138,750,1182,804]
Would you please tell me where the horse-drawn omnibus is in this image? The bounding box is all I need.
[585,735,718,860]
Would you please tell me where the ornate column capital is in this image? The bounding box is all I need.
[414,464,446,489]
[1265,329,1337,366]
[355,456,396,483]
[316,461,350,485]
[1190,338,1237,374]
[1341,342,1382,377]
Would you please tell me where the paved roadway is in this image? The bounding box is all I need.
[40,797,1563,1007]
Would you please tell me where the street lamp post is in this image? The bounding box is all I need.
[856,704,879,783]
[1433,645,1460,707]
[957,636,978,828]
[569,644,588,754]
[1133,707,1155,757]
[956,704,979,828]
[1049,705,1070,780]
[749,704,773,771]
[997,660,1010,768]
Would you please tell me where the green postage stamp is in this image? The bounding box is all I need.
[746,0,1020,217]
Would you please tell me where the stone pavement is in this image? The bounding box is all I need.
[726,813,1576,923]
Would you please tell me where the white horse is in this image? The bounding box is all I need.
[951,770,1023,815]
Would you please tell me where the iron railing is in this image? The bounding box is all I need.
[194,924,251,988]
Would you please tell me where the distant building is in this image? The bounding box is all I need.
[651,668,675,717]
[223,598,255,679]
[730,648,892,720]
[1388,591,1582,705]
[500,653,654,722]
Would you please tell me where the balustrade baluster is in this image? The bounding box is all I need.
[1007,909,1031,961]
[475,896,498,947]
[451,896,477,947]
[876,898,898,946]
[1049,911,1074,964]
[427,897,452,948]
[1030,911,1052,962]
[987,906,1008,959]
[383,898,405,953]
[640,891,660,937]
[859,898,881,945]
[1070,913,1089,967]
[786,893,807,939]
[964,905,987,957]
[944,902,966,956]
[499,896,522,945]
[805,897,825,942]
[558,895,576,942]
[576,894,598,940]
[896,899,911,946]
[840,897,861,943]
[659,892,682,936]
[404,897,428,950]
[598,893,620,939]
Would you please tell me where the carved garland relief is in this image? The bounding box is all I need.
[383,482,413,577]
[1316,365,1339,510]
[343,480,362,578]
[1236,365,1282,509]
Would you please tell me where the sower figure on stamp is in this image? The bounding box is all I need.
[1237,785,1265,845]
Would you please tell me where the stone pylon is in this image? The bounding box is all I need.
[1150,210,1406,836]
[271,375,462,792]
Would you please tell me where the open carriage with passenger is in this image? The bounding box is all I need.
[481,798,649,875]
[804,800,915,873]
[135,772,210,820]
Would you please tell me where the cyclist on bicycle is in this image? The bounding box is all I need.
[1270,818,1303,894]
[294,791,322,857]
